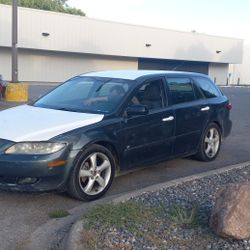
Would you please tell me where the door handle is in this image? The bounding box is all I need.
[162,116,174,122]
[201,106,210,112]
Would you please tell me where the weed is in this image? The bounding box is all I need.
[84,202,154,232]
[48,209,69,218]
[168,204,201,228]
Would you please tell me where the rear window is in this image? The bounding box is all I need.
[194,77,221,98]
[166,77,196,104]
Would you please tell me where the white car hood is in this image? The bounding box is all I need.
[0,105,104,142]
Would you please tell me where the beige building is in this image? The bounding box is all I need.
[0,4,244,85]
[229,42,250,85]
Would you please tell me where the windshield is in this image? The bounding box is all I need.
[33,76,133,114]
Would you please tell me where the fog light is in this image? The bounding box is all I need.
[17,177,38,185]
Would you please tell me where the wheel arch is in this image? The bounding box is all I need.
[211,120,223,137]
[67,138,120,180]
[93,140,120,173]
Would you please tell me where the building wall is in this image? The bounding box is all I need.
[0,47,11,81]
[0,47,230,84]
[208,63,229,85]
[0,4,244,84]
[229,42,250,85]
[0,4,243,64]
[0,48,138,82]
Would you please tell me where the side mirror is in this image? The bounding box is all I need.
[126,104,149,117]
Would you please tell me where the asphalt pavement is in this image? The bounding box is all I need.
[0,85,249,250]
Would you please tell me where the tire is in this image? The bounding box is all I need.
[67,144,115,201]
[195,123,222,162]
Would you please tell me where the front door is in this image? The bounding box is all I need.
[118,78,175,168]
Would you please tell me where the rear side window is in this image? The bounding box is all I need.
[166,77,196,104]
[194,77,221,98]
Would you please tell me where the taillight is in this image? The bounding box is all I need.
[226,102,232,110]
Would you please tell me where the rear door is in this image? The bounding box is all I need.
[165,77,210,155]
[193,76,231,137]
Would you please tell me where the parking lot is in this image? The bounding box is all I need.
[0,86,250,249]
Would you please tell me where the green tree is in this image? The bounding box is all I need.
[0,0,85,16]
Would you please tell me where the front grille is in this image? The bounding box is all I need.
[0,176,39,185]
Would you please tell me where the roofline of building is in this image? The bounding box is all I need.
[0,4,244,42]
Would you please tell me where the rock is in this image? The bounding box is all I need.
[209,183,250,239]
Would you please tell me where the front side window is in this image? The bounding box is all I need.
[128,79,165,110]
[33,77,132,114]
[194,77,221,98]
[166,77,196,104]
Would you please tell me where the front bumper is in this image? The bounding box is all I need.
[0,147,79,192]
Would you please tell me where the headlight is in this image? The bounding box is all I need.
[5,142,66,155]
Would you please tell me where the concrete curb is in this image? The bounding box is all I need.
[26,194,124,250]
[26,161,250,250]
[5,83,28,102]
[65,221,84,250]
[112,161,250,203]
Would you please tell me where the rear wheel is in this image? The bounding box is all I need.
[195,123,221,162]
[67,144,115,201]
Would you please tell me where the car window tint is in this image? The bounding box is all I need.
[166,77,195,104]
[97,81,129,96]
[193,82,204,99]
[61,80,93,101]
[195,77,221,98]
[33,77,132,114]
[128,79,164,110]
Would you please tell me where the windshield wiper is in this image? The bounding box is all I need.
[54,107,79,112]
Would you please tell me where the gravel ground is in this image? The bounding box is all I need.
[88,165,250,250]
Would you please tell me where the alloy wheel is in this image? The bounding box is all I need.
[78,152,112,195]
[204,127,220,158]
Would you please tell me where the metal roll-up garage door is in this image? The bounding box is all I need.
[138,58,209,74]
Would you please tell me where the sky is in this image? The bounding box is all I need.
[68,0,250,41]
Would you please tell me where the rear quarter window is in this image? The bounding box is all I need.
[194,77,221,98]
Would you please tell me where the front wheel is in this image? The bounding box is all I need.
[195,123,222,162]
[67,144,115,201]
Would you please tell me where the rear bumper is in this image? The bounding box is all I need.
[0,148,79,192]
[223,119,232,138]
